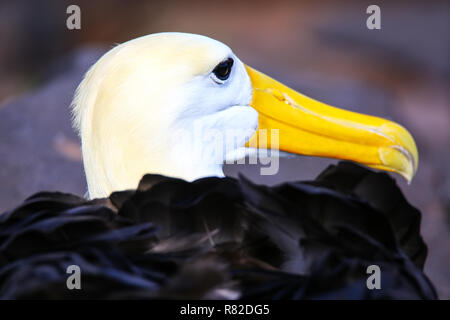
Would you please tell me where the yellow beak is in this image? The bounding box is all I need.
[245,65,418,182]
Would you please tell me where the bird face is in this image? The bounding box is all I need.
[72,32,418,199]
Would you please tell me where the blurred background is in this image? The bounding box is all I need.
[0,0,448,298]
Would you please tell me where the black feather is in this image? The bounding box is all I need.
[0,162,437,299]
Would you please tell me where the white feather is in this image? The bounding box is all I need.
[71,33,255,198]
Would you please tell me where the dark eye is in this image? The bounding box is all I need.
[212,58,234,82]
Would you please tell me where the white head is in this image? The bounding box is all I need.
[72,32,418,199]
[72,33,256,197]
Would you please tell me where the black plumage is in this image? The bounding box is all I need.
[0,162,437,299]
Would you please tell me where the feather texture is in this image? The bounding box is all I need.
[0,162,436,299]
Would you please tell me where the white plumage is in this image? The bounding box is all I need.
[72,33,256,198]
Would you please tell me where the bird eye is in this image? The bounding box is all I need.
[212,58,234,83]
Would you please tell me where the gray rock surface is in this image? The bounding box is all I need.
[0,47,105,210]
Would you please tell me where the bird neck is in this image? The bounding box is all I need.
[82,135,225,199]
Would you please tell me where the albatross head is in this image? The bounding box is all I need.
[72,32,418,199]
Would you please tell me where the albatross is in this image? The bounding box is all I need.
[0,33,436,300]
[71,32,418,199]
